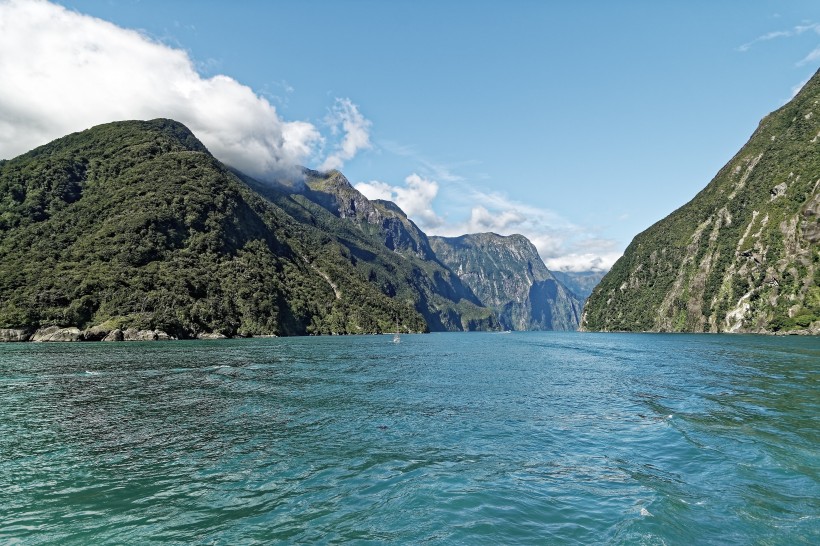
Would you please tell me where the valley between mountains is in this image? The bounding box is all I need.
[1,69,818,340]
[0,119,587,340]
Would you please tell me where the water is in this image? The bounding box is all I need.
[0,332,817,544]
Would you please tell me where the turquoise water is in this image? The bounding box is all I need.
[1,332,818,544]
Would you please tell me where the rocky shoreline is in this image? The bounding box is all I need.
[0,326,239,342]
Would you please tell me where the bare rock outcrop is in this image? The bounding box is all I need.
[0,328,32,342]
[31,326,83,342]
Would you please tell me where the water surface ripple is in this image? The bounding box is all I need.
[1,333,818,544]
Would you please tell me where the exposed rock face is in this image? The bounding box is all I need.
[0,328,32,342]
[583,68,820,334]
[31,326,83,342]
[302,169,437,260]
[13,326,177,342]
[122,329,172,341]
[429,233,583,331]
[30,326,61,341]
[102,329,124,342]
[198,332,228,339]
[288,168,497,332]
[83,325,112,341]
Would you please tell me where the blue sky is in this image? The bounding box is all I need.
[3,0,820,270]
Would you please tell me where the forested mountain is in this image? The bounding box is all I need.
[0,119,496,339]
[582,69,820,334]
[429,233,582,331]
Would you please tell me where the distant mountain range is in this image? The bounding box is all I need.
[551,270,606,302]
[582,68,820,334]
[430,233,582,330]
[0,119,585,340]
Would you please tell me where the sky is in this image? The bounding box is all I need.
[1,0,819,271]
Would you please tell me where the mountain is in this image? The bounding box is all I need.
[242,167,497,332]
[582,68,820,334]
[0,119,496,339]
[429,233,583,330]
[551,270,606,302]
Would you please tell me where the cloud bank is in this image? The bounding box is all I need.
[0,0,328,181]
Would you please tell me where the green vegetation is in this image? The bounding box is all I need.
[0,119,468,337]
[583,68,820,334]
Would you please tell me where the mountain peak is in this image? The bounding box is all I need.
[22,119,210,162]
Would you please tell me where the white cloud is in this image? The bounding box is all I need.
[466,206,526,232]
[354,180,395,202]
[355,173,444,228]
[737,30,793,52]
[543,253,621,273]
[738,22,820,52]
[0,0,322,181]
[318,98,372,171]
[738,22,820,68]
[797,45,820,66]
[0,0,620,273]
[395,174,444,228]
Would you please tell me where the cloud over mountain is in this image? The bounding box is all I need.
[356,174,444,229]
[357,175,621,272]
[0,0,322,181]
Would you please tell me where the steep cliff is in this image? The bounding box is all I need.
[429,233,582,330]
[582,69,820,334]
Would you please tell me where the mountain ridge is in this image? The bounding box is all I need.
[0,118,599,340]
[0,119,434,337]
[0,119,507,339]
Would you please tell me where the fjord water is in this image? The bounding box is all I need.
[1,333,817,544]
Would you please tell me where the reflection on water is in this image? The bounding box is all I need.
[0,333,818,544]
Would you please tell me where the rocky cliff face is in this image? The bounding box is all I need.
[582,69,820,334]
[302,169,437,260]
[429,233,582,330]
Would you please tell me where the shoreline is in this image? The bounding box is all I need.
[1,325,817,342]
